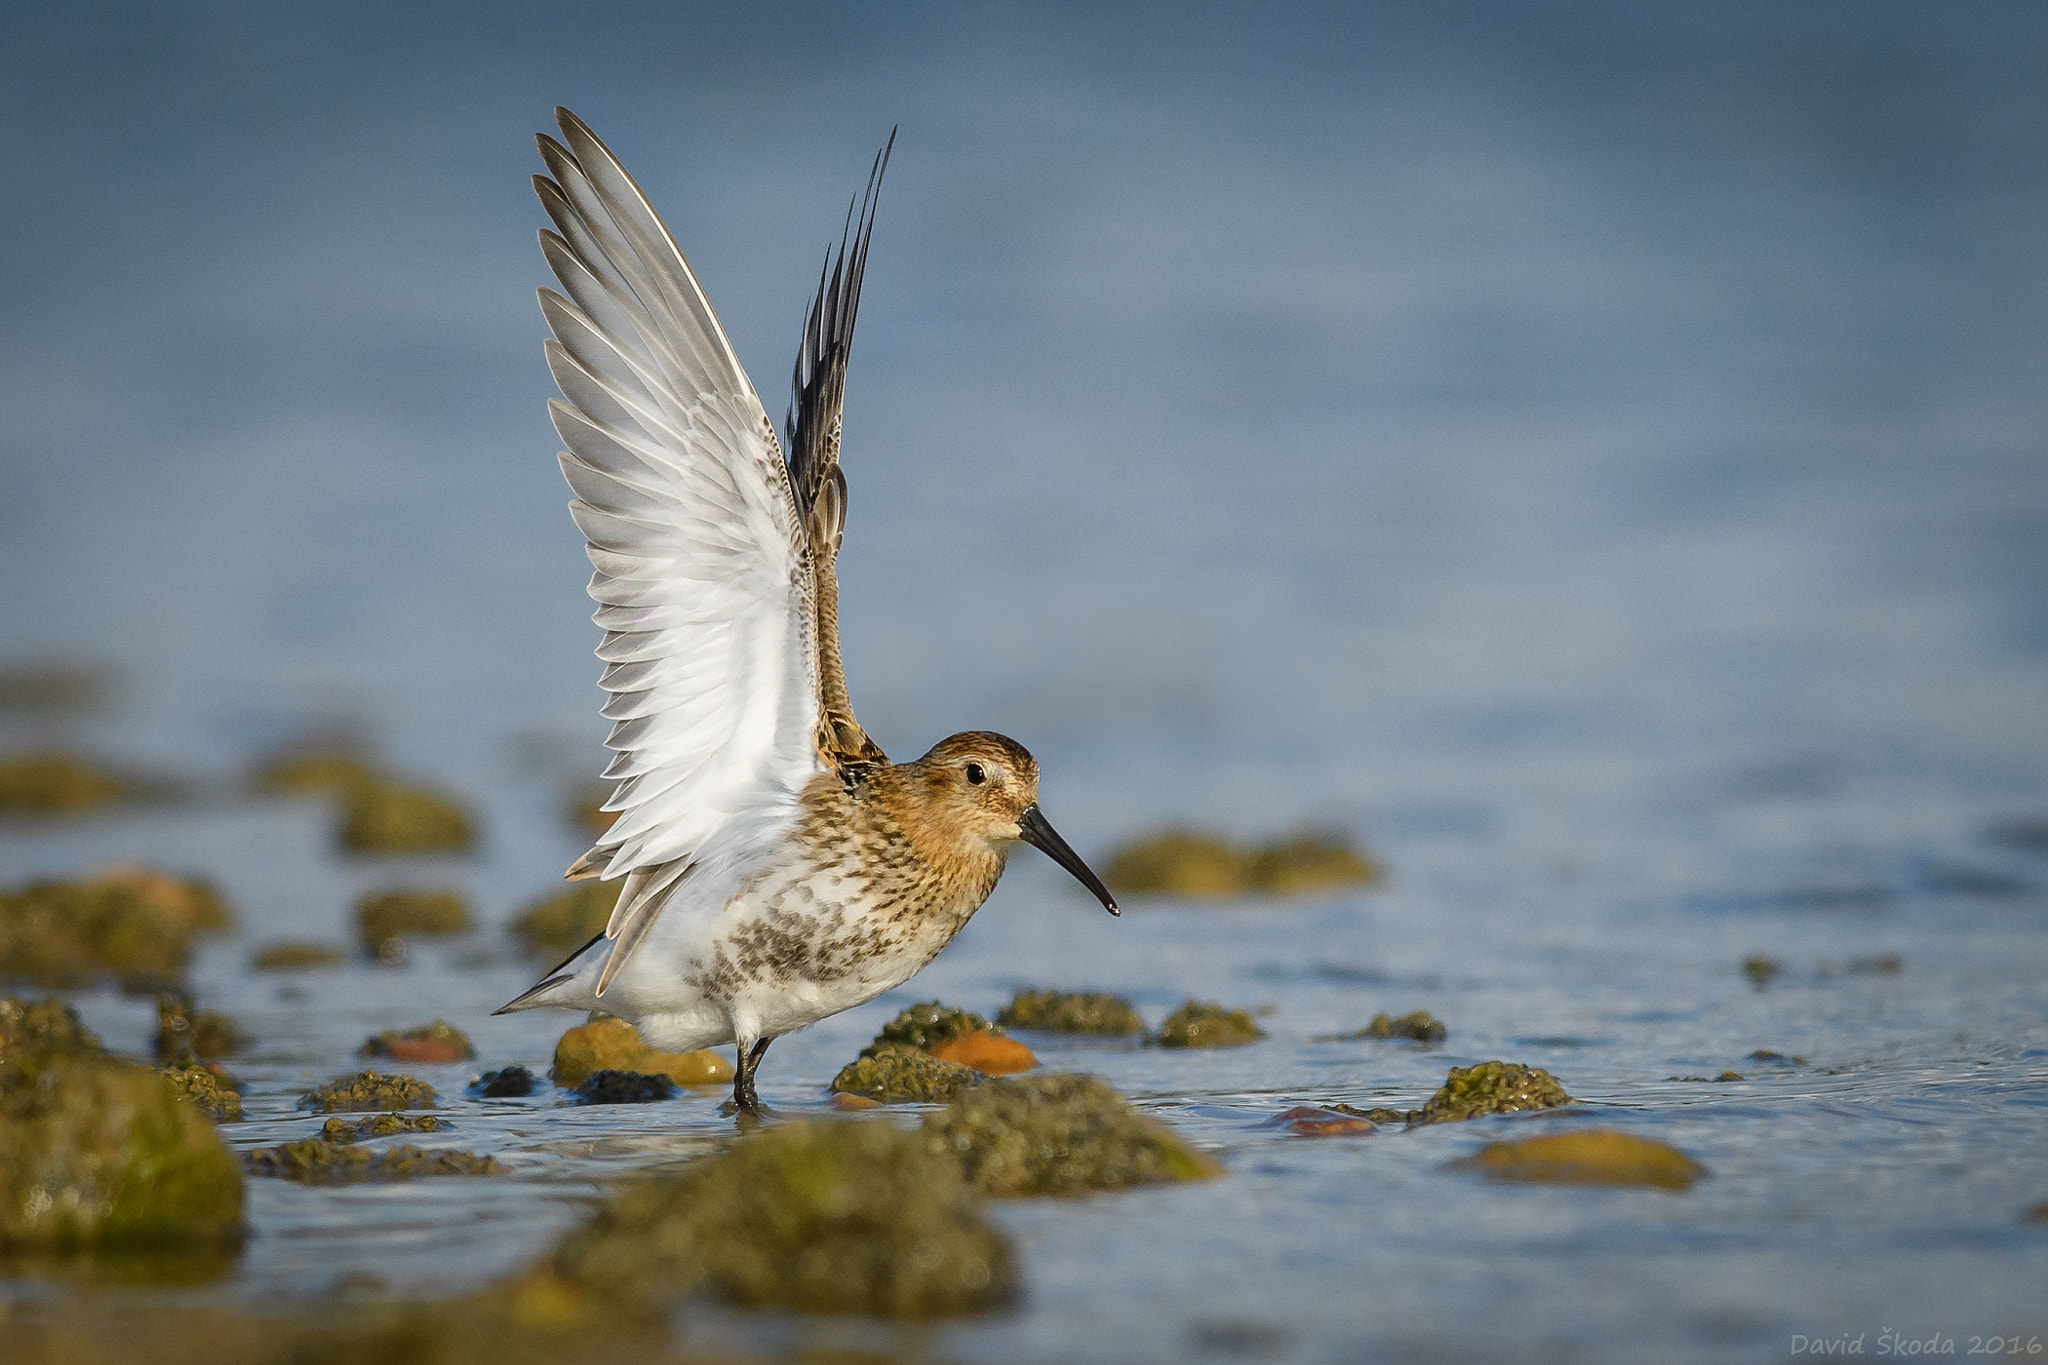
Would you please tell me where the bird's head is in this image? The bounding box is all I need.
[912,731,1119,915]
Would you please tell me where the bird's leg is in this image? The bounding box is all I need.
[731,1036,772,1116]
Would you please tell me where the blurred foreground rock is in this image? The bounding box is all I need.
[923,1074,1219,1196]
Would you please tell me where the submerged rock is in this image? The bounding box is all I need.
[0,751,128,817]
[358,1019,475,1063]
[1321,1011,1448,1043]
[1156,1000,1266,1049]
[337,780,477,855]
[153,994,240,1061]
[549,1118,1013,1318]
[354,888,472,961]
[549,1017,732,1088]
[996,988,1145,1035]
[299,1070,437,1114]
[1266,1105,1377,1137]
[320,1114,444,1142]
[922,1073,1220,1196]
[250,940,347,972]
[1747,1049,1807,1065]
[1104,827,1380,899]
[470,1066,537,1098]
[245,1139,502,1184]
[1452,1129,1706,1190]
[571,1070,677,1105]
[158,1062,243,1123]
[1415,1061,1572,1124]
[831,1046,980,1104]
[0,870,228,990]
[1,1051,244,1248]
[510,880,621,959]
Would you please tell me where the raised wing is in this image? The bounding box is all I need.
[786,131,895,771]
[534,108,822,992]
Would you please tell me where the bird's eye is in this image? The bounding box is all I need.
[964,762,986,785]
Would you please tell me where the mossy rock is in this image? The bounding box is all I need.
[337,780,476,855]
[0,751,127,817]
[1155,1000,1265,1048]
[0,996,102,1061]
[319,1114,443,1143]
[94,867,233,933]
[250,940,346,972]
[549,1119,1013,1318]
[550,1017,732,1088]
[1244,832,1381,894]
[874,1000,1000,1052]
[570,1070,676,1105]
[831,1046,980,1104]
[0,875,200,989]
[250,746,381,798]
[299,1070,437,1114]
[245,1139,502,1184]
[1104,827,1380,899]
[1415,1061,1571,1124]
[1,1052,244,1248]
[358,1019,474,1063]
[510,880,621,959]
[153,994,240,1061]
[354,888,472,960]
[157,1063,242,1123]
[1324,1010,1446,1044]
[1452,1129,1706,1190]
[922,1073,1219,1196]
[996,989,1144,1035]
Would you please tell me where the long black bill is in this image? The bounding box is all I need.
[1018,803,1120,916]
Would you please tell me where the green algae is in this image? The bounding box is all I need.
[152,994,240,1061]
[874,1000,1002,1051]
[996,988,1145,1035]
[549,1118,1014,1318]
[570,1070,677,1104]
[922,1073,1219,1196]
[0,870,230,990]
[1415,1061,1571,1123]
[156,1063,242,1123]
[244,1139,503,1184]
[1156,1000,1266,1048]
[1104,826,1381,899]
[1321,1010,1447,1043]
[337,779,477,855]
[357,1019,475,1062]
[355,888,473,960]
[831,1045,980,1103]
[299,1070,438,1114]
[249,940,346,971]
[509,879,620,959]
[1,1051,244,1249]
[319,1113,444,1142]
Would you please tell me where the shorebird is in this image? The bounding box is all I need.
[496,109,1119,1114]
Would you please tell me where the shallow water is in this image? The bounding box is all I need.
[4,2,2048,1361]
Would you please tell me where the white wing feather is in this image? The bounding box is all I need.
[534,108,822,988]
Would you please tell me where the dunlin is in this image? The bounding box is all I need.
[496,110,1119,1114]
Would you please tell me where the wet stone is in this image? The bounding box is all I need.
[299,1070,438,1113]
[470,1065,537,1098]
[320,1113,444,1142]
[510,880,621,959]
[1322,1010,1448,1043]
[996,988,1145,1035]
[337,780,477,855]
[923,1073,1221,1196]
[245,1139,503,1184]
[358,1019,475,1063]
[832,1045,980,1104]
[1451,1129,1707,1190]
[158,1062,243,1122]
[548,1118,1013,1318]
[571,1070,677,1105]
[1156,1000,1266,1049]
[1266,1105,1377,1137]
[1415,1061,1573,1124]
[354,889,472,962]
[929,1031,1038,1074]
[250,940,346,972]
[550,1017,732,1088]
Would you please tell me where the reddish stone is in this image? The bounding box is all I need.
[1273,1105,1377,1137]
[929,1030,1038,1075]
[376,1036,472,1064]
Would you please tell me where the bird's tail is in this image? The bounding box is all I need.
[492,931,604,1015]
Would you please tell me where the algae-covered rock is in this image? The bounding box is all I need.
[0,751,127,816]
[0,874,204,990]
[245,1139,502,1184]
[549,1017,732,1088]
[875,1000,1001,1051]
[510,880,621,959]
[571,1070,676,1105]
[550,1119,1013,1318]
[157,1063,243,1123]
[1104,827,1381,899]
[250,940,347,972]
[997,989,1145,1035]
[355,888,472,961]
[1156,1000,1265,1049]
[922,1073,1219,1196]
[1,1051,244,1248]
[470,1066,536,1098]
[153,994,240,1061]
[1415,1061,1571,1124]
[1452,1129,1706,1190]
[320,1114,443,1142]
[338,780,477,855]
[358,1019,474,1063]
[1330,1010,1447,1043]
[831,1046,980,1104]
[299,1070,437,1114]
[0,995,102,1060]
